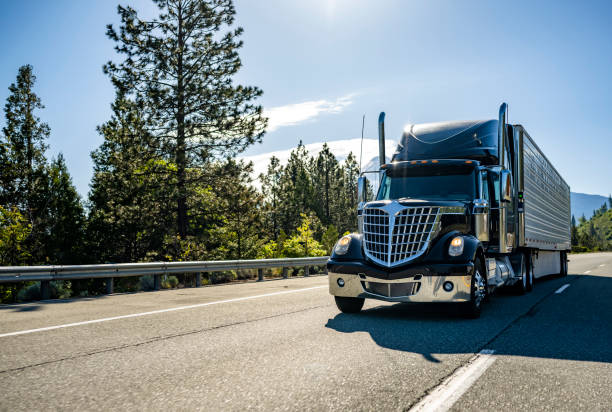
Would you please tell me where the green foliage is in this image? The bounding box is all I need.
[43,154,85,264]
[17,280,72,301]
[259,142,360,239]
[321,225,339,254]
[573,202,612,252]
[0,206,31,265]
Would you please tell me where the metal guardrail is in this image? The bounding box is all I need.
[0,256,330,298]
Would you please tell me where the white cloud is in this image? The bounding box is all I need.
[264,94,355,132]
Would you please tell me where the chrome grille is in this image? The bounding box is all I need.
[363,205,441,267]
[362,208,389,263]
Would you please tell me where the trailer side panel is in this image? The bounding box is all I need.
[521,130,571,251]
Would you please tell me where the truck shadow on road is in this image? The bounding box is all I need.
[325,274,612,364]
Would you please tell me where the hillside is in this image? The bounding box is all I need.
[575,206,612,251]
[571,192,609,219]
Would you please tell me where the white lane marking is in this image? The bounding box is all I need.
[599,264,606,267]
[0,285,327,338]
[409,349,496,412]
[584,270,591,274]
[555,284,570,294]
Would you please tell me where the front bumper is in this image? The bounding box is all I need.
[328,262,473,303]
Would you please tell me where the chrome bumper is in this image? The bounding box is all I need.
[328,272,472,303]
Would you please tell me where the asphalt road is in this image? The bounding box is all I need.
[0,252,611,411]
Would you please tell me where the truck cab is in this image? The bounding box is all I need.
[327,104,571,318]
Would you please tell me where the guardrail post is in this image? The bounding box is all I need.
[196,273,202,287]
[257,268,264,282]
[282,267,288,279]
[154,274,161,290]
[106,277,114,294]
[304,266,310,277]
[40,280,50,300]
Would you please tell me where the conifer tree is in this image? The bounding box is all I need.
[279,142,314,234]
[311,144,338,225]
[88,93,175,263]
[0,65,49,226]
[259,156,283,240]
[104,0,266,238]
[43,154,86,264]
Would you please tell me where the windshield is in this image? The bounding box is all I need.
[377,166,476,201]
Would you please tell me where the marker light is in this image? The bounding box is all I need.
[449,236,464,257]
[334,235,351,255]
[443,281,454,292]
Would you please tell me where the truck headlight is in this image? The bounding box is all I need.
[448,236,464,257]
[334,235,351,255]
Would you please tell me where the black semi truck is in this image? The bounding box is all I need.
[327,103,571,317]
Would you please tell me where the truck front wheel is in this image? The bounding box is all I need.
[464,257,486,318]
[334,296,365,313]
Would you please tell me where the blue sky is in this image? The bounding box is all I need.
[1,0,611,198]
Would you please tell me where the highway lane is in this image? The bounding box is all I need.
[0,253,610,411]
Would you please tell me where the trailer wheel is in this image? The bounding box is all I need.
[559,251,568,277]
[464,257,486,318]
[334,296,365,313]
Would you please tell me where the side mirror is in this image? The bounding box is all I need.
[500,170,512,202]
[357,176,367,203]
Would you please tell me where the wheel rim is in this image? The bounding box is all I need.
[473,270,486,307]
[522,259,527,288]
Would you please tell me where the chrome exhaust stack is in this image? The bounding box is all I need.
[498,103,508,168]
[378,112,386,167]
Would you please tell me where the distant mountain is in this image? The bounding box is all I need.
[241,140,608,218]
[571,192,609,220]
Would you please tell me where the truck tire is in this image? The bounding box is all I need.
[334,296,365,313]
[526,253,534,291]
[464,257,486,318]
[515,254,532,295]
[559,251,568,277]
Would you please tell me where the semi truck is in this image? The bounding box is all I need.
[327,103,571,317]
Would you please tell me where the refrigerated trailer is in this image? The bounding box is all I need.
[327,103,571,317]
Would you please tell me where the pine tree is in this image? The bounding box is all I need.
[210,159,263,259]
[43,154,86,264]
[278,142,314,234]
[104,0,266,239]
[88,93,175,263]
[331,152,359,234]
[259,156,283,240]
[0,65,49,220]
[311,144,339,225]
[0,65,55,264]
